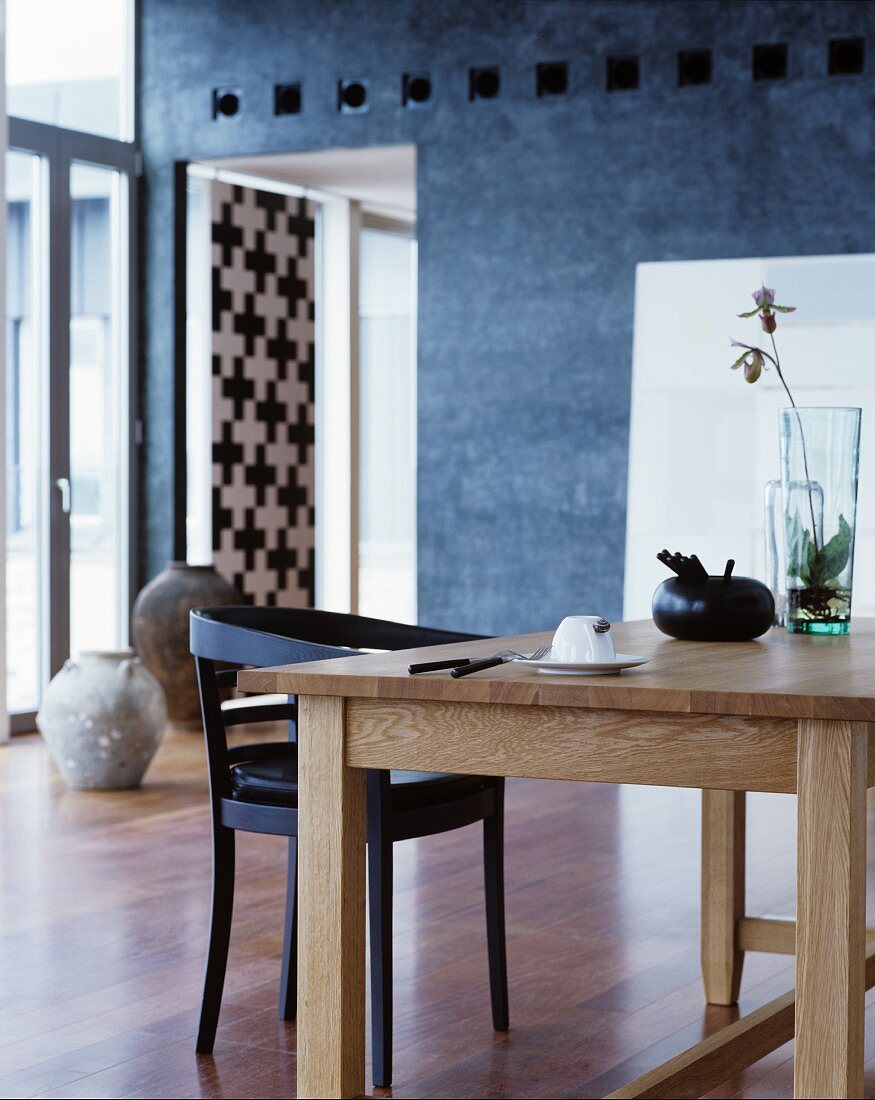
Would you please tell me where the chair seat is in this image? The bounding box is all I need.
[229,750,489,811]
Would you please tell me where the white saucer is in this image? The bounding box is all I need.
[516,652,650,675]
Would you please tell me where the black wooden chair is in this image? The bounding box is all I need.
[190,605,508,1087]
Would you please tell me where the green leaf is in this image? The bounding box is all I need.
[786,512,813,585]
[809,515,852,586]
[806,536,819,587]
[730,351,749,370]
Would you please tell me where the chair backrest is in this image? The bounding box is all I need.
[190,605,485,666]
[190,605,487,802]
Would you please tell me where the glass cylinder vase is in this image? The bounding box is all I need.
[779,407,861,635]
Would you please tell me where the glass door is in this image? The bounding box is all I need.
[69,162,129,655]
[6,151,48,717]
[5,122,137,731]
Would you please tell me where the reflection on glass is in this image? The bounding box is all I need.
[6,0,132,140]
[358,228,417,622]
[6,151,45,713]
[69,162,127,656]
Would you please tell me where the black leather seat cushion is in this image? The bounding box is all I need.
[229,750,489,811]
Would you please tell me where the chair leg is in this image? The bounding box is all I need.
[484,780,509,1031]
[278,836,298,1020]
[196,825,236,1053]
[368,804,394,1088]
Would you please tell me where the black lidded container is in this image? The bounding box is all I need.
[652,575,775,642]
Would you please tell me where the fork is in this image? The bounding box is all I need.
[450,642,552,678]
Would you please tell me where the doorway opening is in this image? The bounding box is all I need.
[182,144,418,622]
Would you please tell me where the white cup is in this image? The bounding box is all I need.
[551,616,616,664]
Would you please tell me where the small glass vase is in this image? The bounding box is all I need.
[776,407,861,635]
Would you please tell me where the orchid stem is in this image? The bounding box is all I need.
[769,331,820,555]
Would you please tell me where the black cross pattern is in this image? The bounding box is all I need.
[232,291,266,358]
[277,464,309,528]
[222,357,255,420]
[265,318,299,381]
[286,402,315,466]
[299,341,316,405]
[287,200,316,256]
[246,229,276,294]
[211,267,233,333]
[244,443,276,507]
[211,487,233,553]
[234,507,266,573]
[213,421,243,485]
[276,256,309,320]
[255,380,287,445]
[266,528,299,591]
[212,201,244,267]
[211,183,317,609]
[255,188,287,232]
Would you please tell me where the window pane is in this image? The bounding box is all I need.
[358,228,417,622]
[6,151,46,713]
[69,162,128,655]
[6,0,132,140]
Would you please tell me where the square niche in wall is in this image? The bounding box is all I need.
[829,37,865,76]
[678,49,712,87]
[606,54,639,91]
[624,253,875,621]
[752,42,788,81]
[275,83,302,115]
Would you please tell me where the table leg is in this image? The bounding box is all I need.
[701,789,746,1005]
[297,695,367,1099]
[795,718,867,1099]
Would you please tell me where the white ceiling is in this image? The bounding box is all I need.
[204,143,416,216]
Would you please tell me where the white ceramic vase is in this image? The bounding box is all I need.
[37,650,167,790]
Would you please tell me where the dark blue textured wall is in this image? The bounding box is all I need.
[139,0,875,634]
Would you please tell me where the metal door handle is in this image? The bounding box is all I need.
[54,477,71,515]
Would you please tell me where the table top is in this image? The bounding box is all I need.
[236,618,875,721]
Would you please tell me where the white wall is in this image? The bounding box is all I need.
[184,174,212,567]
[625,253,875,622]
[357,225,418,623]
[315,194,359,613]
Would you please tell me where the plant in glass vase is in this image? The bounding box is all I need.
[730,287,861,634]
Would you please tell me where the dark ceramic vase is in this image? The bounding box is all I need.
[652,576,775,642]
[132,562,242,728]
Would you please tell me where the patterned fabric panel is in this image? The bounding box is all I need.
[210,182,316,607]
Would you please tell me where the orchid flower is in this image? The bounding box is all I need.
[729,286,819,552]
[730,340,766,384]
[729,286,796,386]
[737,284,796,334]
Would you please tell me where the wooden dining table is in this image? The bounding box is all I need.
[238,618,875,1099]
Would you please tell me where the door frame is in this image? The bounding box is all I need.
[7,117,139,732]
[176,162,419,619]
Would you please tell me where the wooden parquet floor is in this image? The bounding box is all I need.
[3,727,875,1098]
